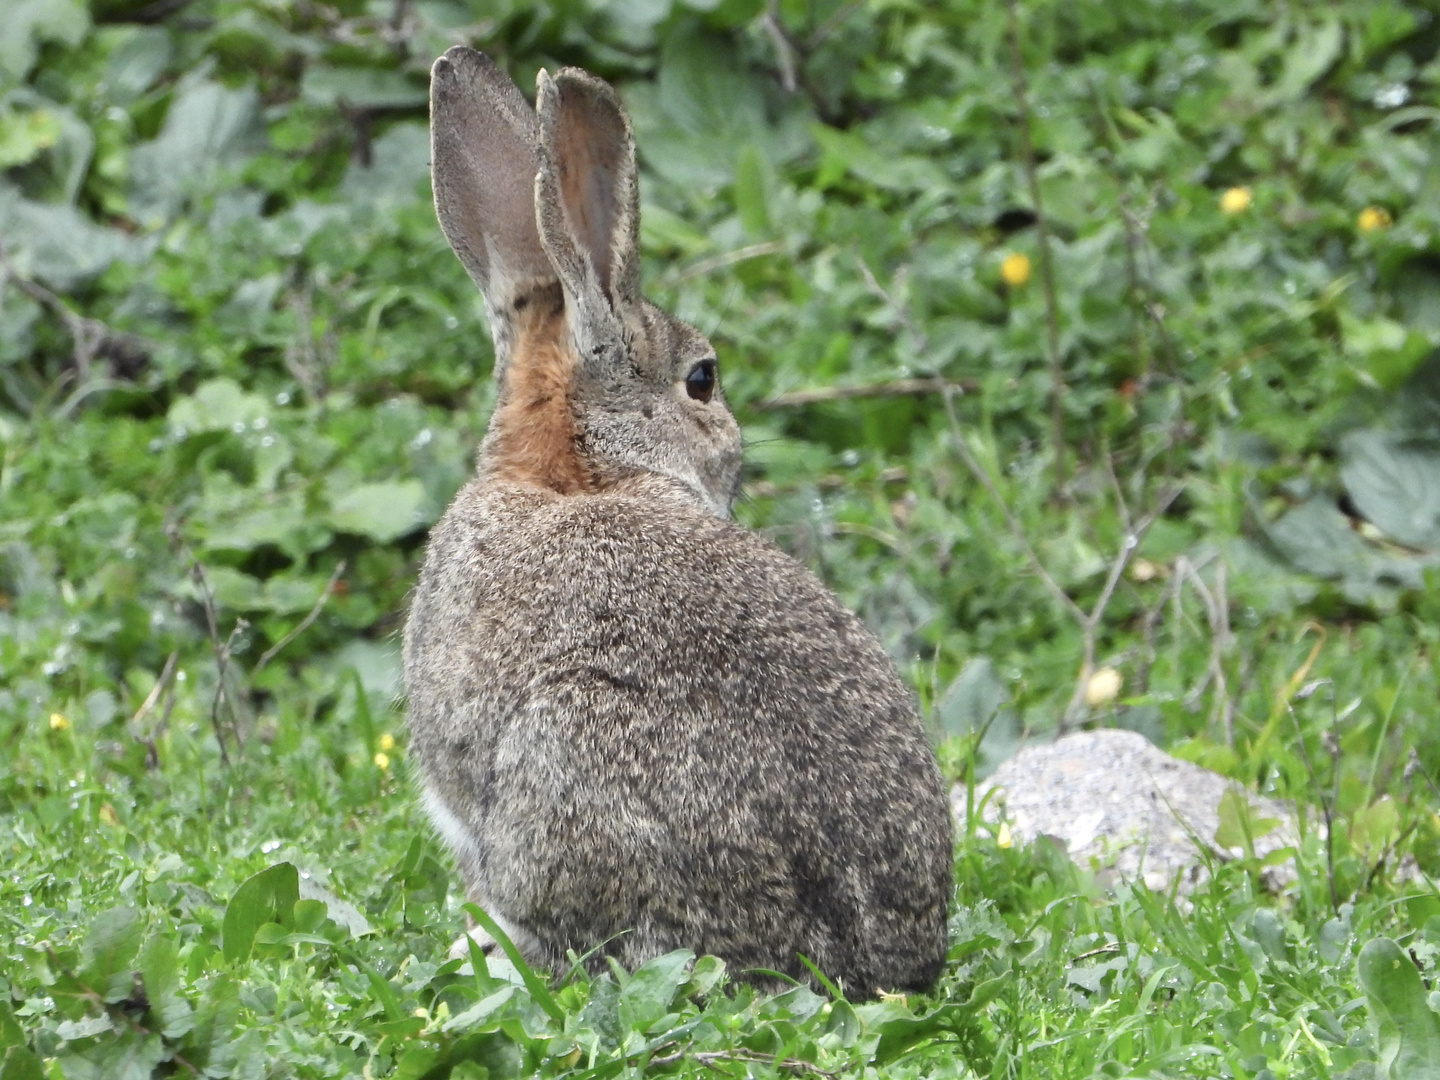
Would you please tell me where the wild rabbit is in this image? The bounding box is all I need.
[403,46,953,997]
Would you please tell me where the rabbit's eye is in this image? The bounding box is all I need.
[685,360,717,403]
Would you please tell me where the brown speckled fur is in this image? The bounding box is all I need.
[404,46,953,997]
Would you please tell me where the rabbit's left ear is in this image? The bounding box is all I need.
[534,67,642,335]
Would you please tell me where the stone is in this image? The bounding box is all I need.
[953,728,1303,891]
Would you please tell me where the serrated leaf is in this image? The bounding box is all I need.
[79,906,143,1003]
[139,933,192,1038]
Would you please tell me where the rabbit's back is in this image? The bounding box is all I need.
[404,479,951,993]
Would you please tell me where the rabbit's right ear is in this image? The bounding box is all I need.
[430,48,556,367]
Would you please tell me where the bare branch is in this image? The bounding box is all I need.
[757,377,976,410]
[670,241,785,283]
[255,561,348,673]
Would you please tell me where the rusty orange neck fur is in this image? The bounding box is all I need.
[485,289,593,495]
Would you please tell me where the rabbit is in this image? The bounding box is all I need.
[402,45,954,998]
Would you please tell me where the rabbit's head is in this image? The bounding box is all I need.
[430,48,742,517]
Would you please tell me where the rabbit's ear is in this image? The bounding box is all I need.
[429,48,555,354]
[534,67,642,331]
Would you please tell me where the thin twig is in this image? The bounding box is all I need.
[761,1,798,92]
[1004,0,1067,494]
[1058,483,1183,731]
[189,563,242,767]
[757,377,976,410]
[745,466,908,499]
[130,651,180,727]
[1287,698,1339,915]
[0,241,151,388]
[255,561,347,673]
[670,241,785,282]
[855,257,929,357]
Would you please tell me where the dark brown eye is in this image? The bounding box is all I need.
[685,360,716,403]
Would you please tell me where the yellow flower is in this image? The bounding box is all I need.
[1085,667,1124,707]
[1358,206,1392,233]
[373,752,391,770]
[99,804,120,827]
[997,822,1013,849]
[1000,252,1032,286]
[49,712,69,731]
[1220,186,1252,215]
[378,733,396,752]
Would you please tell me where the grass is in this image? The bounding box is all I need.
[3,0,1440,1075]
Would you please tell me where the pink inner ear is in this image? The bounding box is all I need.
[554,92,625,298]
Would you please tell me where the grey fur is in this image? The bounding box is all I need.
[406,47,953,997]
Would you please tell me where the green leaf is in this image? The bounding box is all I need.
[1215,788,1280,854]
[325,480,426,543]
[1358,937,1440,1079]
[138,933,192,1038]
[55,1030,165,1080]
[1340,428,1440,549]
[0,187,135,290]
[222,862,299,965]
[79,906,143,1004]
[301,66,428,110]
[0,109,61,171]
[0,1046,45,1080]
[128,74,261,225]
[463,904,563,1021]
[619,950,694,1031]
[167,378,270,435]
[0,0,88,81]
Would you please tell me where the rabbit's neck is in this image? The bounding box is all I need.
[483,298,592,495]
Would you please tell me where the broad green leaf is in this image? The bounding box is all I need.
[128,74,261,225]
[0,186,135,289]
[222,862,299,965]
[1358,937,1440,1079]
[0,1046,45,1080]
[0,109,61,171]
[340,123,431,209]
[78,906,143,1004]
[619,950,694,1031]
[1340,428,1440,550]
[1215,787,1280,853]
[167,378,270,435]
[301,66,428,110]
[54,1031,166,1080]
[326,479,427,543]
[0,0,88,81]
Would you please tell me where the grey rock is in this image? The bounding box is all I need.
[953,729,1303,891]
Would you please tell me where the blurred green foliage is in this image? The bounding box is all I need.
[2,0,1440,1074]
